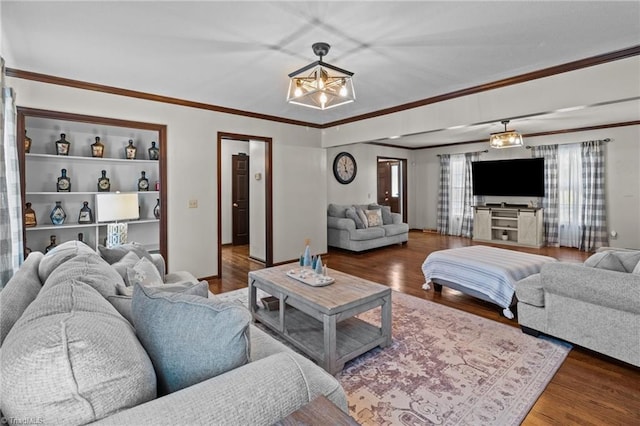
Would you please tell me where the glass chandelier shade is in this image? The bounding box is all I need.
[287,42,355,110]
[489,120,524,148]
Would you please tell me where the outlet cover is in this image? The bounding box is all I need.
[188,199,198,208]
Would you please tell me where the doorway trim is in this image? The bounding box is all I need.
[217,132,273,278]
[377,156,408,224]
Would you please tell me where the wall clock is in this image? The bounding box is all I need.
[333,152,357,184]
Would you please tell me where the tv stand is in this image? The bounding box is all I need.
[473,206,544,248]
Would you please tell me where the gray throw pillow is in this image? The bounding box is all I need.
[584,251,626,272]
[126,257,164,288]
[355,206,369,228]
[111,251,141,284]
[132,284,251,395]
[346,206,366,229]
[98,243,153,265]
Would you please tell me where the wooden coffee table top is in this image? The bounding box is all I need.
[249,263,390,315]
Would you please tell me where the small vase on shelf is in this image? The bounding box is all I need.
[55,133,70,156]
[24,202,37,227]
[138,171,149,191]
[50,201,66,225]
[78,201,93,224]
[56,169,71,192]
[91,136,104,158]
[125,139,137,159]
[45,235,57,253]
[153,198,160,219]
[148,141,159,160]
[97,170,110,192]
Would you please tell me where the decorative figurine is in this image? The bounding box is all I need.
[78,201,93,224]
[91,136,104,158]
[24,202,37,227]
[97,170,110,192]
[153,198,160,219]
[77,232,84,243]
[24,129,32,154]
[49,201,66,225]
[45,235,57,253]
[55,133,70,156]
[148,141,159,160]
[138,171,149,191]
[57,169,71,192]
[125,139,137,159]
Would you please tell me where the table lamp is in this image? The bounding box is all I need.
[96,192,139,248]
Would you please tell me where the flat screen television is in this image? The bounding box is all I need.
[472,158,545,197]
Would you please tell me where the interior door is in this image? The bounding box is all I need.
[232,154,249,245]
[377,160,400,213]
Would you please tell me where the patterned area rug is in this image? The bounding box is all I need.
[216,288,570,425]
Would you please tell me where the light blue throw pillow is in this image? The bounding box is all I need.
[132,284,251,395]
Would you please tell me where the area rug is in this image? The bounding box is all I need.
[216,288,571,425]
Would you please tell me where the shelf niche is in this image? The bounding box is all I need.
[18,107,167,262]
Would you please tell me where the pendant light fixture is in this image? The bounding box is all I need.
[489,120,524,148]
[287,42,355,110]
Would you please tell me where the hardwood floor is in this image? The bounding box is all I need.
[207,231,640,425]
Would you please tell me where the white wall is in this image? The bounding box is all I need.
[220,139,249,245]
[8,77,326,277]
[249,140,266,261]
[410,125,640,249]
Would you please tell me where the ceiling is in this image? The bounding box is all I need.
[2,1,639,148]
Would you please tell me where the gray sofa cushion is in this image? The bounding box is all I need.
[1,279,157,424]
[515,273,544,307]
[327,203,348,218]
[351,226,386,241]
[132,284,251,395]
[584,250,640,273]
[111,250,141,283]
[0,252,44,345]
[44,252,122,298]
[383,222,410,237]
[38,240,96,283]
[345,206,365,229]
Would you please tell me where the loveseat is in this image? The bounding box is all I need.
[515,248,640,367]
[327,203,409,252]
[0,241,347,425]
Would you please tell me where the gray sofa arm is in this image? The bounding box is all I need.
[328,216,356,231]
[541,262,640,314]
[92,352,346,426]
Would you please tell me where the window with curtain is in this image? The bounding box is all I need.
[557,143,583,248]
[448,154,466,235]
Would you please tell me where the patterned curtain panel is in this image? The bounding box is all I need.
[460,152,480,238]
[437,154,450,235]
[531,144,559,247]
[580,140,609,252]
[0,57,23,288]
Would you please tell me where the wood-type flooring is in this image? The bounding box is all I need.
[207,231,639,425]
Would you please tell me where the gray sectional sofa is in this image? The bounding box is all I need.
[515,248,640,367]
[327,203,409,251]
[0,241,347,425]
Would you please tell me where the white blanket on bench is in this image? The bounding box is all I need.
[422,246,556,316]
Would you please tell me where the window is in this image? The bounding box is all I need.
[390,163,399,197]
[557,144,582,248]
[448,154,466,235]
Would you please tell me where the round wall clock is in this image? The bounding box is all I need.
[333,152,357,184]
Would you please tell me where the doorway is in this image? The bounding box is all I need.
[217,133,273,279]
[377,157,408,223]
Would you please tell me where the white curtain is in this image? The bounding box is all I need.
[1,57,24,288]
[557,143,583,248]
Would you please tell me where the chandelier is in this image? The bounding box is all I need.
[287,42,355,110]
[489,120,524,148]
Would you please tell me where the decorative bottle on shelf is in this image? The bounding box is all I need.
[153,198,160,219]
[24,129,32,153]
[56,168,71,192]
[91,136,104,158]
[138,171,149,191]
[45,235,57,253]
[97,170,110,192]
[125,139,137,159]
[49,201,66,225]
[78,201,93,224]
[148,141,159,160]
[24,202,37,227]
[55,133,70,156]
[77,233,84,243]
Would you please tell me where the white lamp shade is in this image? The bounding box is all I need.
[96,192,139,222]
